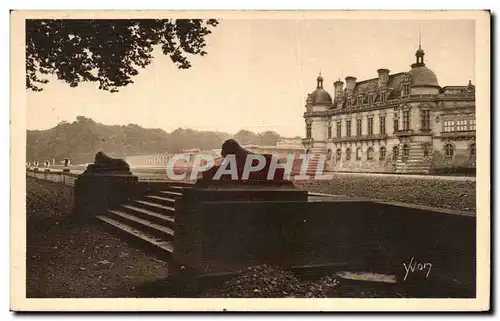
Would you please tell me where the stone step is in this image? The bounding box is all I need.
[159,190,183,199]
[166,185,191,191]
[96,215,174,258]
[132,199,176,215]
[145,195,176,207]
[120,204,175,228]
[396,163,430,167]
[395,166,430,170]
[108,209,175,240]
[395,164,430,168]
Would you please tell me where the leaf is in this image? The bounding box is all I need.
[26,19,219,92]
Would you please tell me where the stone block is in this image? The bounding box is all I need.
[73,173,138,216]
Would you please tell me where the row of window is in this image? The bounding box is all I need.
[443,143,476,160]
[342,92,388,108]
[308,116,476,139]
[335,146,387,161]
[332,143,476,162]
[327,110,423,138]
[443,119,476,132]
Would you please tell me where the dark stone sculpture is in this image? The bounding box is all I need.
[200,139,285,182]
[82,151,132,175]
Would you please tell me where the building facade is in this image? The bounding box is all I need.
[303,45,476,173]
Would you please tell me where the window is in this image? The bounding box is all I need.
[402,83,410,96]
[367,147,374,160]
[380,147,386,160]
[456,120,468,131]
[357,96,362,106]
[336,120,342,138]
[327,123,332,139]
[380,116,386,135]
[445,144,454,160]
[469,119,476,130]
[392,145,399,160]
[469,143,476,160]
[421,110,430,131]
[393,114,399,132]
[380,92,386,102]
[346,120,352,137]
[402,144,410,161]
[356,119,362,136]
[306,123,312,138]
[336,149,342,161]
[346,97,352,108]
[423,144,431,157]
[368,94,374,104]
[345,148,351,161]
[356,148,362,160]
[403,110,410,131]
[444,120,455,132]
[367,118,374,135]
[327,149,332,160]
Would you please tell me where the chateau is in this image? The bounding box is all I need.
[302,44,476,173]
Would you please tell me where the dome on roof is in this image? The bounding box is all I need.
[310,74,332,105]
[311,88,332,105]
[408,66,439,88]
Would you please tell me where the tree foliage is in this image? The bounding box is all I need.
[26,19,219,92]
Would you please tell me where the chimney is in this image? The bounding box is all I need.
[377,69,390,87]
[345,76,357,95]
[333,79,344,98]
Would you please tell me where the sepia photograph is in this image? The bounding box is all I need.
[10,10,490,311]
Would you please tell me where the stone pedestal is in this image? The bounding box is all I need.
[73,151,138,216]
[171,180,309,285]
[73,172,138,216]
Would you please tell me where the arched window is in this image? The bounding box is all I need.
[379,147,386,160]
[345,148,351,161]
[423,144,431,157]
[392,145,399,161]
[402,144,410,161]
[336,149,342,161]
[470,143,476,160]
[445,144,454,161]
[356,148,362,160]
[367,147,374,161]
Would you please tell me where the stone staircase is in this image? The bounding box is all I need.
[395,142,432,174]
[96,183,190,259]
[292,153,327,176]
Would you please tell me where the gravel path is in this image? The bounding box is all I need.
[26,177,169,298]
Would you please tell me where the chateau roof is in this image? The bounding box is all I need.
[350,72,406,99]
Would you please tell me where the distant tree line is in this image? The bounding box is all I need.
[27,116,287,165]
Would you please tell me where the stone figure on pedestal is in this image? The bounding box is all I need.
[82,151,132,175]
[200,139,286,182]
[63,158,71,172]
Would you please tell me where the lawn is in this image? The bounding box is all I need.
[294,174,475,212]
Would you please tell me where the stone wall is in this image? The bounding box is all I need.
[26,168,79,186]
[432,139,476,169]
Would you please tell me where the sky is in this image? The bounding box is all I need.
[26,18,475,137]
